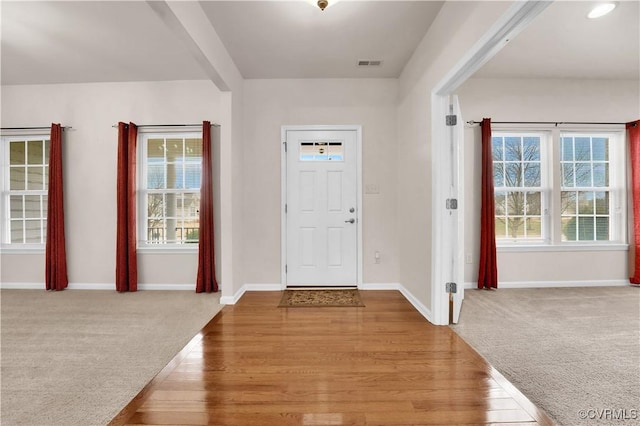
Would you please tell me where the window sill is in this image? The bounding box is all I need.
[0,245,45,255]
[497,243,628,253]
[137,245,199,255]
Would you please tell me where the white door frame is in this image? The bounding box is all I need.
[430,1,553,325]
[281,125,363,289]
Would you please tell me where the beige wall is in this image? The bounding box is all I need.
[397,1,512,314]
[242,78,399,285]
[458,77,640,284]
[1,80,223,287]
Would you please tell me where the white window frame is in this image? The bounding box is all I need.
[493,126,626,249]
[1,131,51,253]
[137,128,202,253]
[492,130,550,245]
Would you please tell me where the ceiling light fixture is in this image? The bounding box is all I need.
[317,0,328,11]
[587,2,618,19]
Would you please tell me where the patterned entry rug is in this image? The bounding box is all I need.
[278,289,365,307]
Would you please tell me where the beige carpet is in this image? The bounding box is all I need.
[0,289,223,426]
[278,289,365,307]
[451,286,640,426]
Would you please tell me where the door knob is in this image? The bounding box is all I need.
[345,218,355,224]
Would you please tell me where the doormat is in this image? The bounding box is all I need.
[278,289,365,307]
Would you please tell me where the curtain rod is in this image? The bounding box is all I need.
[467,120,627,126]
[111,123,220,128]
[1,126,72,130]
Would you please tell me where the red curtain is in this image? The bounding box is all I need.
[478,118,498,289]
[627,120,640,285]
[116,122,138,292]
[45,123,68,291]
[196,121,218,293]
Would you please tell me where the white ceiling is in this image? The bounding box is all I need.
[0,1,638,85]
[199,1,444,78]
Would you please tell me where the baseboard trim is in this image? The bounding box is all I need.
[396,284,434,324]
[1,282,197,291]
[464,279,631,289]
[359,282,402,290]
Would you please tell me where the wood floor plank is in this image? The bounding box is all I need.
[111,290,554,425]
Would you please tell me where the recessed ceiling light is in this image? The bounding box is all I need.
[588,2,617,19]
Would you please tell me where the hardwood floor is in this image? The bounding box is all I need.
[110,290,554,425]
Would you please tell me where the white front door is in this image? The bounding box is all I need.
[285,129,358,286]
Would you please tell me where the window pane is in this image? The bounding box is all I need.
[525,217,542,238]
[147,220,164,243]
[185,138,202,159]
[10,195,23,219]
[595,217,609,241]
[148,139,165,159]
[168,163,184,190]
[526,192,541,215]
[42,195,48,218]
[493,163,504,187]
[575,163,592,187]
[574,137,591,161]
[592,138,608,161]
[492,137,503,161]
[10,220,24,243]
[523,137,540,161]
[595,191,609,215]
[25,220,41,243]
[495,218,507,239]
[184,164,201,189]
[25,195,41,218]
[10,167,26,190]
[494,191,506,215]
[562,216,577,241]
[148,194,165,218]
[147,163,165,189]
[27,140,44,165]
[506,217,525,238]
[523,163,540,186]
[10,141,25,165]
[578,217,595,241]
[27,166,44,190]
[562,164,574,187]
[44,140,50,164]
[593,163,608,187]
[44,165,49,188]
[505,163,521,187]
[507,192,525,215]
[328,142,343,161]
[561,191,576,215]
[166,138,183,161]
[183,193,200,218]
[504,137,521,161]
[578,191,594,215]
[562,137,573,161]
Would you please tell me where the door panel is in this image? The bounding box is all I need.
[449,96,465,323]
[286,130,358,286]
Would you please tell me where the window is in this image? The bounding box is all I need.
[493,134,544,241]
[492,129,625,246]
[2,136,50,246]
[139,132,202,246]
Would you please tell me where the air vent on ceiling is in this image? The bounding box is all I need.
[357,60,383,67]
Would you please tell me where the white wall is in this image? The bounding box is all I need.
[242,78,399,286]
[1,80,223,288]
[458,77,640,285]
[396,1,512,316]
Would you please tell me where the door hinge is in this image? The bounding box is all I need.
[446,198,458,210]
[285,204,287,213]
[446,114,457,126]
[445,282,457,294]
[285,265,288,273]
[283,141,287,152]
